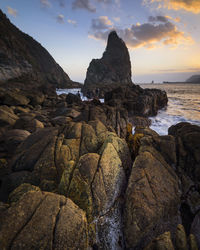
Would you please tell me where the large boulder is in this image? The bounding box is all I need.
[124,130,180,249]
[0,187,88,249]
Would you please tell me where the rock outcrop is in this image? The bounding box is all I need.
[0,10,80,88]
[186,75,200,83]
[83,31,133,95]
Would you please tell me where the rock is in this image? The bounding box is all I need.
[175,224,188,250]
[0,10,79,88]
[144,231,174,250]
[14,117,44,133]
[189,234,199,250]
[0,188,88,249]
[0,89,30,106]
[66,93,82,105]
[105,85,168,117]
[3,129,31,155]
[83,31,132,94]
[0,106,19,127]
[191,211,200,249]
[168,122,200,183]
[124,151,180,249]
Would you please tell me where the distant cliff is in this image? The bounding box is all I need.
[186,75,200,83]
[0,10,79,88]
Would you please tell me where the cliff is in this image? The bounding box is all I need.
[186,75,200,83]
[0,10,79,88]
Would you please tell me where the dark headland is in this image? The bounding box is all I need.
[0,9,200,250]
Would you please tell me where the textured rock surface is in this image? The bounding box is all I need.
[124,127,181,249]
[0,10,80,88]
[83,31,133,93]
[0,187,88,249]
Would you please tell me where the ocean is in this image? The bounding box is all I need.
[57,83,200,135]
[140,83,200,135]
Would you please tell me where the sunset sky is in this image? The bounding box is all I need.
[1,0,200,83]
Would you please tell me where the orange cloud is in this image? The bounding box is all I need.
[90,15,193,49]
[145,0,200,13]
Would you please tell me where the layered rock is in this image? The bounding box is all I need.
[83,31,133,95]
[0,10,80,88]
[105,85,168,117]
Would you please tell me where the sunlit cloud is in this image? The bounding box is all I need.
[67,19,77,26]
[144,0,200,14]
[72,0,96,12]
[40,0,51,8]
[91,16,113,30]
[7,6,18,17]
[113,17,120,22]
[57,14,64,23]
[89,15,193,49]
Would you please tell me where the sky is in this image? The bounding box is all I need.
[1,0,200,83]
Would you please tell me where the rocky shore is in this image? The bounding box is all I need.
[0,10,200,250]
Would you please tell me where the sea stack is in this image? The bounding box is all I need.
[83,31,133,95]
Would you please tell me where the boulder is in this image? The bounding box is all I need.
[14,117,44,133]
[168,122,200,183]
[0,106,19,127]
[0,187,88,249]
[124,150,180,249]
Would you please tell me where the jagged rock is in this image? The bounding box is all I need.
[144,232,174,250]
[168,122,200,183]
[105,85,168,117]
[175,224,188,250]
[83,31,133,95]
[189,234,199,250]
[191,211,200,249]
[0,10,80,88]
[0,88,30,106]
[0,187,88,249]
[124,150,180,249]
[0,106,19,127]
[14,117,44,133]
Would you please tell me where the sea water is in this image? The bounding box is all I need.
[57,83,200,135]
[140,83,200,135]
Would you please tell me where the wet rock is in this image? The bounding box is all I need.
[0,89,30,106]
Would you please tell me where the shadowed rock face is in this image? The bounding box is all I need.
[84,31,133,89]
[0,10,78,88]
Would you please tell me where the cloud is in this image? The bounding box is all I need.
[40,0,51,8]
[90,16,193,49]
[7,6,18,17]
[113,17,120,22]
[57,14,64,23]
[67,19,77,26]
[144,0,200,14]
[54,0,66,7]
[72,0,96,12]
[148,15,169,23]
[91,16,113,30]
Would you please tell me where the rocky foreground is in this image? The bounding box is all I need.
[0,87,199,250]
[0,9,200,250]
